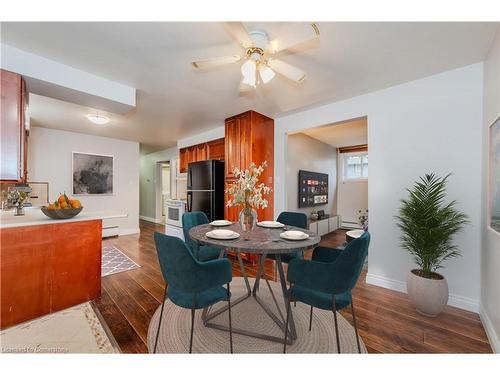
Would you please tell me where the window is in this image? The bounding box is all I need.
[343,153,368,181]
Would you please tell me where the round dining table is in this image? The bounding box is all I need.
[189,222,320,344]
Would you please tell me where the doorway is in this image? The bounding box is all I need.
[285,116,368,232]
[155,161,170,224]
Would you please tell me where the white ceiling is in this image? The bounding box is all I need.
[1,22,497,154]
[299,117,367,148]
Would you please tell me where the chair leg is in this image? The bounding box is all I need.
[332,295,341,354]
[227,283,233,354]
[351,300,361,354]
[189,308,195,353]
[309,306,313,332]
[153,286,167,353]
[283,290,292,353]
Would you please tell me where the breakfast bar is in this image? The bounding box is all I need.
[0,209,126,329]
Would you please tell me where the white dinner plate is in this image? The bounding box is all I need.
[280,231,309,241]
[257,221,285,228]
[206,229,240,240]
[210,220,232,227]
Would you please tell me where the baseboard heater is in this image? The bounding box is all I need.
[102,225,119,238]
[340,220,362,230]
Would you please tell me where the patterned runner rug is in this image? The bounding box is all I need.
[102,246,140,277]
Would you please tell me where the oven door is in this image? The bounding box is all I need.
[166,203,183,227]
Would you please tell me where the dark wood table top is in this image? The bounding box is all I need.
[189,223,320,254]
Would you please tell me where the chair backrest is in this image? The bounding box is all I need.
[182,211,209,257]
[277,211,308,229]
[331,231,371,293]
[154,231,200,292]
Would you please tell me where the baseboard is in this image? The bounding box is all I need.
[365,272,480,313]
[119,227,140,236]
[139,215,160,224]
[480,303,500,353]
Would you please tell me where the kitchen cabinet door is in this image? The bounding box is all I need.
[195,143,208,161]
[224,117,241,179]
[179,148,188,173]
[208,138,225,160]
[1,70,24,182]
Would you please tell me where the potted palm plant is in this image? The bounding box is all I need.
[396,173,469,317]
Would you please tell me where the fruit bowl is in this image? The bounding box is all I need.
[41,206,83,219]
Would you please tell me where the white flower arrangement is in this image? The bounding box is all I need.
[226,161,272,209]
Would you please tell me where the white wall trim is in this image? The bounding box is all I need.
[480,303,500,353]
[139,215,160,224]
[119,227,141,236]
[366,272,480,313]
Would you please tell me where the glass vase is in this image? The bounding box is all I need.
[15,205,25,216]
[239,207,257,232]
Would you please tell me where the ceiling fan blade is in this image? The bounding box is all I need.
[224,22,253,48]
[268,23,320,53]
[267,59,306,83]
[191,55,241,69]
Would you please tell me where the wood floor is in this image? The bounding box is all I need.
[94,220,492,354]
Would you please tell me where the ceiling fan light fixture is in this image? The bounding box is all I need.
[86,114,110,125]
[258,64,275,84]
[241,59,257,87]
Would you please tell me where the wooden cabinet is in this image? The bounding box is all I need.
[1,220,102,329]
[207,138,225,161]
[1,69,28,183]
[224,111,274,222]
[179,148,188,173]
[178,138,224,173]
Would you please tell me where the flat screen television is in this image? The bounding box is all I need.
[298,170,328,208]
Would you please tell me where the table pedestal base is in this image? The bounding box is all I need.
[202,250,297,344]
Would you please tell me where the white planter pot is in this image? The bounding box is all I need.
[406,269,448,317]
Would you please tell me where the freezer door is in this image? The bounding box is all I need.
[187,160,213,190]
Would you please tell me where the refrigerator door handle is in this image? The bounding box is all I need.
[187,191,192,212]
[210,192,214,222]
[187,167,192,190]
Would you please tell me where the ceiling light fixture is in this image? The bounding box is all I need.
[258,64,275,84]
[241,59,257,87]
[86,114,110,125]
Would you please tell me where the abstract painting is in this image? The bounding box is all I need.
[490,117,500,233]
[72,152,113,195]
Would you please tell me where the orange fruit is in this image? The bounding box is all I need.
[58,195,66,204]
[48,203,56,209]
[70,200,81,208]
[60,201,68,209]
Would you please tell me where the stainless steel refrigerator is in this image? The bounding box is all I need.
[186,160,225,221]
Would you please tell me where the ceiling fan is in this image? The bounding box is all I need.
[192,22,320,91]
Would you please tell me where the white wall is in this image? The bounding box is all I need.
[286,133,337,216]
[337,153,368,227]
[275,63,483,312]
[28,127,139,235]
[481,27,500,353]
[139,147,178,222]
[177,126,224,149]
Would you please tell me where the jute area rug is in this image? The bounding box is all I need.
[147,277,367,353]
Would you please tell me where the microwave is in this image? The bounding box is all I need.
[165,199,186,228]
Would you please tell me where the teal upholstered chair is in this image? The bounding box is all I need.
[153,232,233,353]
[267,211,308,263]
[283,232,370,353]
[182,211,221,262]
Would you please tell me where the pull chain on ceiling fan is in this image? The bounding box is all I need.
[191,22,320,91]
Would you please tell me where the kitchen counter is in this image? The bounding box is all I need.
[1,208,126,329]
[0,208,127,229]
